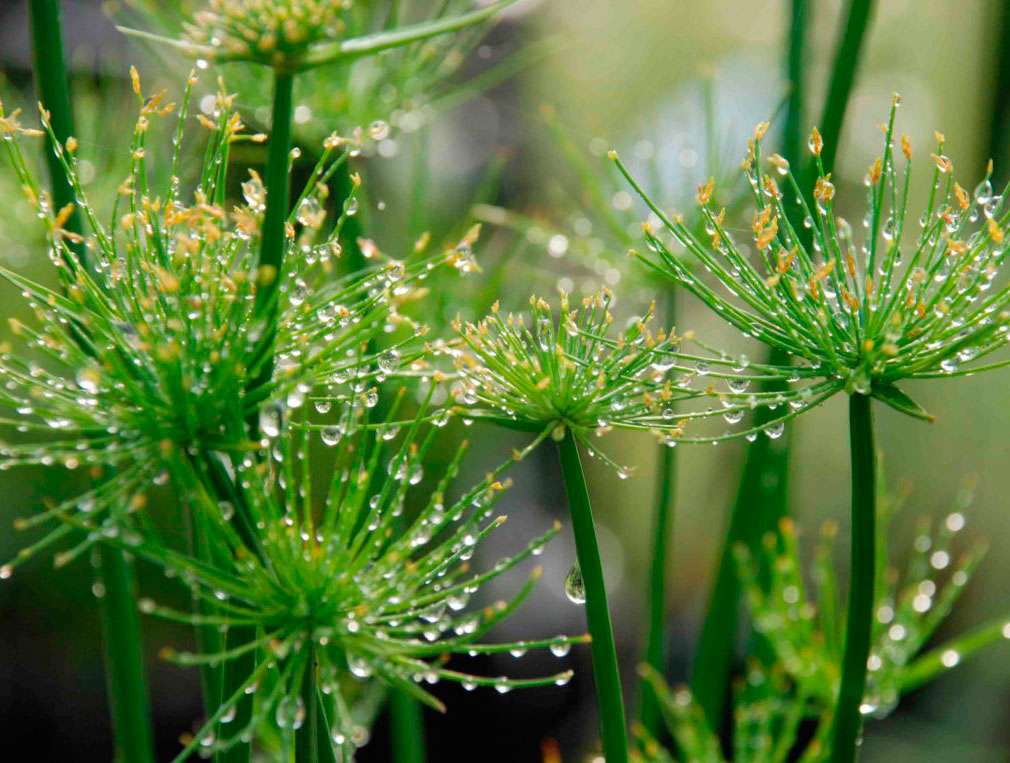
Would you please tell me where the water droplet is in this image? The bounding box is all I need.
[259,404,283,438]
[764,421,785,439]
[378,349,400,374]
[564,565,586,604]
[276,695,306,729]
[549,637,571,658]
[321,425,344,446]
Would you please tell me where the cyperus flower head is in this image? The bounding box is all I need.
[446,288,716,471]
[140,390,584,760]
[614,94,1010,423]
[0,77,440,571]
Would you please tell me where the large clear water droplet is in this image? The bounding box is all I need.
[564,564,586,604]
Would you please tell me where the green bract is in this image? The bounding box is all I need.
[614,95,1010,422]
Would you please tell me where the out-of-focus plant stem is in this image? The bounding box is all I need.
[28,0,83,255]
[557,431,628,763]
[829,393,876,763]
[29,4,155,762]
[819,0,877,173]
[295,643,321,763]
[690,0,807,729]
[215,67,296,763]
[390,685,426,763]
[691,0,878,731]
[638,289,677,739]
[97,545,158,763]
[984,0,1010,188]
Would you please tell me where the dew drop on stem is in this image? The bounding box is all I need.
[564,564,586,604]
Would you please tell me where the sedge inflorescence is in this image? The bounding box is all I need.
[0,75,457,573]
[185,0,352,61]
[143,391,583,760]
[614,94,1010,422]
[632,484,1005,763]
[446,288,706,471]
[448,287,839,453]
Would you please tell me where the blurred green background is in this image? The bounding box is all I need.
[2,0,1010,760]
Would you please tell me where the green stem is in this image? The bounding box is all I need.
[214,67,296,763]
[295,643,320,763]
[638,290,677,739]
[216,625,257,763]
[29,3,154,760]
[690,2,808,724]
[983,0,1010,188]
[638,442,675,738]
[251,69,295,392]
[97,545,157,763]
[829,393,876,763]
[390,689,426,763]
[691,0,879,729]
[183,507,224,719]
[556,431,628,763]
[819,0,876,173]
[689,370,791,725]
[27,0,83,258]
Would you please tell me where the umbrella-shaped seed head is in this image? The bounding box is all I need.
[142,393,585,760]
[615,94,1010,422]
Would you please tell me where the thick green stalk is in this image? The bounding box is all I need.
[216,626,257,763]
[984,0,1010,188]
[97,545,157,763]
[390,685,426,763]
[295,643,320,763]
[638,291,677,739]
[829,393,876,763]
[819,0,877,173]
[556,431,628,763]
[29,3,154,761]
[27,0,83,253]
[250,69,295,391]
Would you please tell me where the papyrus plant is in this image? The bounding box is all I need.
[613,95,1010,761]
[132,390,584,761]
[632,482,1010,763]
[446,286,808,762]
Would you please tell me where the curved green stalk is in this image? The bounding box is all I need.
[819,0,877,173]
[638,291,677,739]
[829,393,876,763]
[557,431,628,763]
[97,545,157,763]
[390,685,426,763]
[29,3,154,761]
